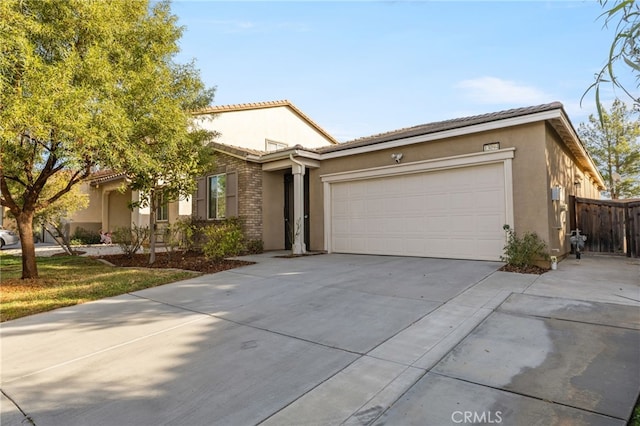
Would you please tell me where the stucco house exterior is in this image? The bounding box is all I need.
[194,102,604,261]
[64,100,338,238]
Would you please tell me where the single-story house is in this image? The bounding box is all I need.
[193,101,605,261]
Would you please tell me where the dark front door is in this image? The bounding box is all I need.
[284,172,310,250]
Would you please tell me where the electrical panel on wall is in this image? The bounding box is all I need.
[551,185,565,202]
[551,185,567,229]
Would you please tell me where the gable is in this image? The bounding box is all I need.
[193,100,337,151]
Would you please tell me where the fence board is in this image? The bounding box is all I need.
[575,197,640,257]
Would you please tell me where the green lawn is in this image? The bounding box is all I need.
[0,254,198,322]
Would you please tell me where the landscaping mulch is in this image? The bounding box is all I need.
[93,251,254,274]
[499,264,549,274]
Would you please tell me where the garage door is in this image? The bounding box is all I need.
[329,163,507,261]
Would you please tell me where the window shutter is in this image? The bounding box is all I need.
[195,177,207,219]
[226,171,238,217]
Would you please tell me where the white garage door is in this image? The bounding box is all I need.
[330,163,507,261]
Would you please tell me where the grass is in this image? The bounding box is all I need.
[0,254,198,322]
[631,397,640,426]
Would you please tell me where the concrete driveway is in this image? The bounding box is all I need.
[1,253,639,425]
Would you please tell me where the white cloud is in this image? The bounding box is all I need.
[455,76,552,105]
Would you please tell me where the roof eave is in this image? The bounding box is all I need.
[209,142,321,164]
[319,109,562,159]
[548,110,606,190]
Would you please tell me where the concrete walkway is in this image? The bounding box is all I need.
[1,252,638,425]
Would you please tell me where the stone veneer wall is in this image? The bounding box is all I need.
[203,154,263,241]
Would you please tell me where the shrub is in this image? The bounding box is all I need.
[163,219,196,256]
[500,224,549,267]
[113,225,150,258]
[70,227,101,245]
[245,239,264,255]
[182,217,208,251]
[202,219,245,261]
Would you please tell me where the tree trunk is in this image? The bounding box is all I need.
[16,212,38,279]
[44,224,73,255]
[148,189,156,265]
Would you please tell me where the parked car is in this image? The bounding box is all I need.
[0,227,20,248]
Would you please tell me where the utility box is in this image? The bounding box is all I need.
[551,186,565,201]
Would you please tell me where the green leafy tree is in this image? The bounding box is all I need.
[578,100,640,198]
[0,0,215,278]
[584,0,639,111]
[33,173,89,255]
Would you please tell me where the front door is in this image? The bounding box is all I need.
[284,172,310,250]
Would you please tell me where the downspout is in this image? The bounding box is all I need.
[289,153,305,169]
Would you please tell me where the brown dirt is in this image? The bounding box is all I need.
[499,264,549,274]
[92,251,254,274]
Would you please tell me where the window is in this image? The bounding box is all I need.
[208,174,226,219]
[155,191,168,222]
[266,139,288,152]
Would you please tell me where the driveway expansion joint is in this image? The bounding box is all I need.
[1,389,36,426]
[428,371,628,422]
[127,292,366,357]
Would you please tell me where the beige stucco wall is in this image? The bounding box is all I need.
[67,182,103,234]
[308,168,324,251]
[67,180,133,236]
[262,170,286,250]
[107,189,132,231]
[195,107,334,151]
[544,124,603,256]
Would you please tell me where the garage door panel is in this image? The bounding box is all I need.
[476,190,503,210]
[330,163,507,261]
[427,215,452,231]
[477,213,504,233]
[450,192,476,210]
[404,196,426,213]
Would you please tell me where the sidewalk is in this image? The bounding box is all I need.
[1,242,153,258]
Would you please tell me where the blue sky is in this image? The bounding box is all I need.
[170,1,632,142]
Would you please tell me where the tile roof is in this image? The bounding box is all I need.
[193,100,338,145]
[207,141,266,157]
[319,102,564,153]
[88,170,127,186]
[195,100,292,114]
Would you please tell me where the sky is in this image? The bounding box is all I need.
[169,1,635,142]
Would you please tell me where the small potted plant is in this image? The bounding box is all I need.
[550,256,558,270]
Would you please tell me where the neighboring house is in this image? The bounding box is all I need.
[64,100,338,238]
[194,102,605,260]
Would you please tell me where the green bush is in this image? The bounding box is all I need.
[245,239,264,255]
[70,227,101,245]
[500,224,549,267]
[202,219,245,261]
[182,217,208,251]
[163,219,196,254]
[113,225,150,258]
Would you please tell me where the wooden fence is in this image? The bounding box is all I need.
[575,197,640,257]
